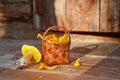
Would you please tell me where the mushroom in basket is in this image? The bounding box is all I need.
[37,32,69,44]
[15,44,42,69]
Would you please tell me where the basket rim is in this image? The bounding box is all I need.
[42,25,71,43]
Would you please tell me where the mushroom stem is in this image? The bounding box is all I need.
[15,51,34,69]
[24,51,34,63]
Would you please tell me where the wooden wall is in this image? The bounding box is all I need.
[0,0,31,23]
[100,0,119,32]
[0,0,119,32]
[0,0,35,39]
[41,0,120,32]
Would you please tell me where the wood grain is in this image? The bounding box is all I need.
[0,40,120,80]
[43,0,120,32]
[0,0,31,22]
[100,0,120,32]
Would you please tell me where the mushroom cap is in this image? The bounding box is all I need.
[21,44,42,63]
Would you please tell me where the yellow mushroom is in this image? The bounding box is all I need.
[38,62,57,70]
[45,34,59,43]
[59,32,69,44]
[15,44,42,69]
[73,58,81,67]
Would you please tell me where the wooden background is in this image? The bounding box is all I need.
[42,0,120,32]
[0,0,119,32]
[0,0,119,40]
[0,0,35,39]
[0,0,31,23]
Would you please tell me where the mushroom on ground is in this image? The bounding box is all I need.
[38,62,58,70]
[73,58,81,67]
[15,44,42,69]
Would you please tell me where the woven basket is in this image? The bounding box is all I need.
[42,26,71,65]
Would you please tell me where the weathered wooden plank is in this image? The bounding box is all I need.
[100,0,108,32]
[66,0,99,32]
[100,0,119,32]
[54,0,66,27]
[70,42,120,60]
[0,0,31,22]
[42,0,120,32]
[107,0,119,32]
[0,40,120,80]
[0,0,30,13]
[42,0,58,29]
[70,34,120,43]
[0,56,120,80]
[43,0,100,32]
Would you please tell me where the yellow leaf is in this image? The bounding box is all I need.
[73,58,81,67]
[38,62,57,70]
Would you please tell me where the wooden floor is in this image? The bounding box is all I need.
[0,39,120,80]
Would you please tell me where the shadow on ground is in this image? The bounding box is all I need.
[70,44,99,62]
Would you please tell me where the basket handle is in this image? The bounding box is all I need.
[42,26,69,42]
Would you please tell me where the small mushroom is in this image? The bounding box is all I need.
[15,44,42,69]
[38,62,58,70]
[73,58,81,67]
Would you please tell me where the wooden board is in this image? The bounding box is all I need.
[0,40,120,80]
[100,0,120,32]
[44,0,100,32]
[42,0,120,32]
[0,0,31,22]
[65,0,99,32]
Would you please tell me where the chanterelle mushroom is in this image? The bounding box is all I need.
[15,44,42,69]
